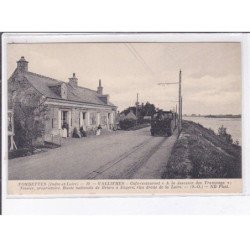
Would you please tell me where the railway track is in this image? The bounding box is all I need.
[83,136,169,179]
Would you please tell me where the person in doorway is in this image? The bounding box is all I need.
[96,125,102,136]
[62,122,68,138]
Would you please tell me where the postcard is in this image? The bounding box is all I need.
[2,33,242,196]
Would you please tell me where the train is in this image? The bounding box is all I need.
[150,110,178,136]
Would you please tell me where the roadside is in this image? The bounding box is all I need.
[162,120,241,179]
[131,130,177,179]
[8,129,122,159]
[9,126,177,180]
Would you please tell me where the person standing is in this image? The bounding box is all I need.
[96,125,102,136]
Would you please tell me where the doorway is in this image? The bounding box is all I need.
[61,110,69,137]
[108,113,112,130]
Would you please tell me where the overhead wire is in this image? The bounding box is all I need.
[128,44,155,75]
[124,43,155,76]
[124,43,177,110]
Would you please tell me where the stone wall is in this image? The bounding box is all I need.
[44,107,60,142]
[71,108,80,131]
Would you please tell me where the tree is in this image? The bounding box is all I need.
[121,101,156,122]
[13,90,49,148]
[142,102,156,116]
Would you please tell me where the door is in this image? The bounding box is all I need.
[61,111,69,137]
[82,112,86,127]
[61,111,68,126]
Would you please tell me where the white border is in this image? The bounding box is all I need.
[4,32,244,43]
[2,33,250,214]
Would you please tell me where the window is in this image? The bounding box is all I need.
[61,111,69,129]
[90,113,96,125]
[164,113,173,119]
[81,112,86,126]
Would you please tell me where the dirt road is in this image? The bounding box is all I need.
[9,127,177,180]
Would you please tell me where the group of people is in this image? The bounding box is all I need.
[72,125,103,138]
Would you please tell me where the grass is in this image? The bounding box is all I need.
[162,120,241,179]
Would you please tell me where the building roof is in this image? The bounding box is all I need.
[125,110,137,120]
[117,113,126,121]
[12,70,116,107]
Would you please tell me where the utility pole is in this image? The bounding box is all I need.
[158,69,183,135]
[179,70,182,133]
[135,93,139,126]
[176,104,178,130]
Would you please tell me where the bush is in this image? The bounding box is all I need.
[234,140,239,146]
[9,148,34,159]
[119,119,137,130]
[218,125,233,144]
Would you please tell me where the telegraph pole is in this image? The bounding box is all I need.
[135,93,139,126]
[158,69,183,135]
[176,104,178,130]
[179,70,182,133]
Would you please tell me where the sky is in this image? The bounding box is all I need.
[7,42,241,115]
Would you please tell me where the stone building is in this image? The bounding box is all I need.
[8,57,117,143]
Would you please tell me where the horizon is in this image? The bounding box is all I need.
[7,42,242,115]
[183,113,241,116]
[118,102,242,116]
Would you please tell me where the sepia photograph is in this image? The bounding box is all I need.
[1,1,250,246]
[4,37,242,195]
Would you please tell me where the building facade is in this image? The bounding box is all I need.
[8,57,117,143]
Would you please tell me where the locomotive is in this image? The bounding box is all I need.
[150,111,178,136]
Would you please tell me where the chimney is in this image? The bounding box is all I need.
[97,79,103,95]
[17,56,28,72]
[69,73,78,87]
